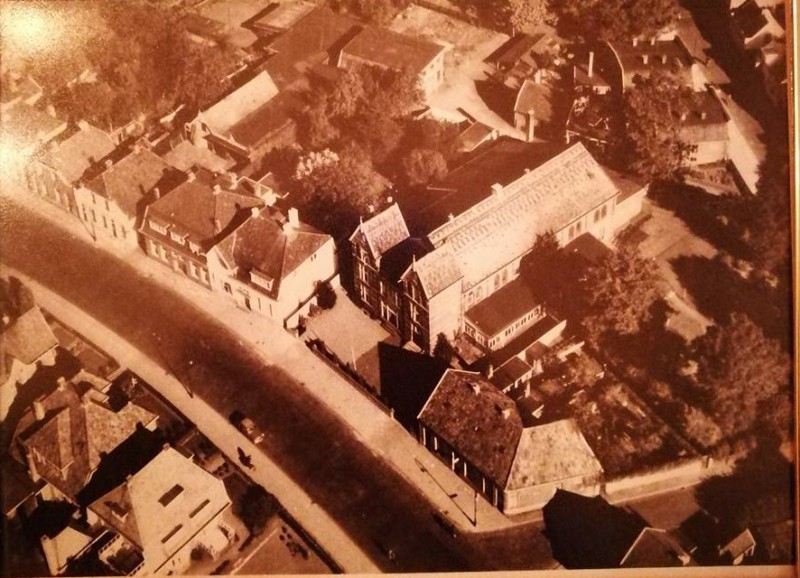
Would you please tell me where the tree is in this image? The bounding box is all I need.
[294,147,386,237]
[579,246,663,343]
[506,0,554,33]
[433,333,457,366]
[553,0,681,41]
[236,484,277,535]
[612,70,698,181]
[401,118,460,161]
[315,281,337,309]
[400,148,448,187]
[691,312,791,438]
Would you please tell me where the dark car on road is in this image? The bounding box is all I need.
[229,410,265,444]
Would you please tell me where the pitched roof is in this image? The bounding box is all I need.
[39,123,115,184]
[380,236,433,283]
[218,207,331,299]
[403,246,463,299]
[89,446,230,570]
[608,37,695,89]
[146,168,263,247]
[162,140,235,173]
[340,25,445,75]
[514,79,554,124]
[225,89,303,149]
[621,528,694,567]
[350,203,410,262]
[465,277,541,337]
[200,70,279,134]
[507,419,602,494]
[1,306,57,364]
[489,356,533,391]
[679,88,729,143]
[427,142,619,290]
[85,147,175,218]
[14,381,157,500]
[418,369,522,487]
[543,489,648,569]
[251,0,317,32]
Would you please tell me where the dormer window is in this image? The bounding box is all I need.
[250,270,274,291]
[169,230,186,245]
[149,220,168,235]
[189,240,201,254]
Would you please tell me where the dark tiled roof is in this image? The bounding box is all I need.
[564,233,613,267]
[411,138,568,234]
[418,369,522,487]
[732,0,769,37]
[86,147,176,218]
[602,166,647,202]
[146,167,263,246]
[221,207,330,299]
[621,528,693,567]
[489,356,533,390]
[679,89,729,143]
[199,70,280,135]
[227,90,303,149]
[543,489,648,569]
[514,79,554,124]
[608,37,694,88]
[2,454,45,516]
[1,306,57,364]
[380,237,432,283]
[465,277,542,337]
[13,380,157,501]
[340,25,444,75]
[458,121,495,152]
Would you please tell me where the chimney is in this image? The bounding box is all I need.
[534,68,542,84]
[447,213,455,221]
[501,408,512,420]
[186,170,196,182]
[486,363,494,379]
[250,206,260,218]
[25,448,40,482]
[45,104,56,118]
[470,382,481,395]
[680,111,687,121]
[700,111,707,120]
[490,183,503,196]
[661,54,668,64]
[641,54,649,65]
[226,171,237,187]
[288,207,299,228]
[650,37,656,46]
[56,376,66,390]
[632,37,638,47]
[588,51,594,78]
[386,196,393,204]
[214,218,221,233]
[212,183,222,195]
[33,398,45,421]
[104,159,113,170]
[132,140,141,154]
[1,314,9,327]
[153,187,160,200]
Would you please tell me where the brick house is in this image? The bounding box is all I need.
[351,139,647,355]
[140,167,263,288]
[418,370,603,514]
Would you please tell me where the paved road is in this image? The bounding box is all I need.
[0,198,470,573]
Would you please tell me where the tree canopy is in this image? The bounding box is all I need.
[579,246,663,343]
[506,0,554,33]
[612,70,698,181]
[691,312,791,438]
[554,0,681,41]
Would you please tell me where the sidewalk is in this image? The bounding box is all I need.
[4,191,515,535]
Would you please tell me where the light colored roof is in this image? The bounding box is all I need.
[48,525,94,572]
[89,447,231,570]
[350,203,410,262]
[252,0,317,31]
[2,306,57,364]
[0,102,67,154]
[199,70,279,134]
[428,142,619,290]
[402,246,462,299]
[40,124,115,184]
[162,140,235,173]
[621,527,694,567]
[722,529,756,559]
[505,418,603,491]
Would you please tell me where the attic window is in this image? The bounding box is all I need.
[149,220,169,235]
[158,484,184,506]
[169,230,186,245]
[250,270,274,291]
[161,524,183,544]
[189,240,201,254]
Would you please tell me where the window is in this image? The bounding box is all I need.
[576,221,582,234]
[568,225,574,240]
[81,205,88,221]
[601,205,608,218]
[188,262,197,278]
[102,216,107,228]
[189,241,201,254]
[169,230,186,245]
[158,484,184,506]
[161,524,183,544]
[224,283,232,294]
[189,499,210,518]
[149,220,168,235]
[121,227,127,239]
[91,209,96,223]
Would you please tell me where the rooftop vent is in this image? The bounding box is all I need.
[470,382,481,395]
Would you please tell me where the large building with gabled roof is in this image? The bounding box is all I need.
[350,138,647,355]
[417,369,602,513]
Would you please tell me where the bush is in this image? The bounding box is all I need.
[191,544,211,561]
[315,281,337,310]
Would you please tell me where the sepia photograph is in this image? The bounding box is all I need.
[0,0,795,576]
